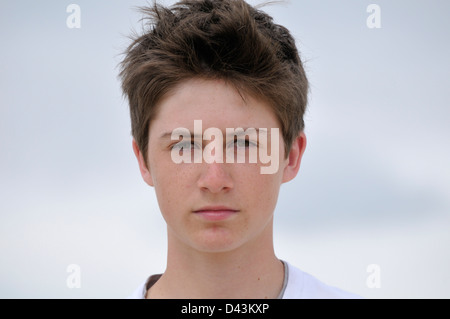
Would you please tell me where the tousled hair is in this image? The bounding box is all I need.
[119,0,309,164]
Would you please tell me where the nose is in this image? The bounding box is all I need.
[197,162,234,193]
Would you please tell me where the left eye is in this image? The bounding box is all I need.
[234,139,256,148]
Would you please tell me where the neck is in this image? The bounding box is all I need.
[148,220,284,299]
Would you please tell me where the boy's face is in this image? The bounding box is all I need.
[134,78,305,253]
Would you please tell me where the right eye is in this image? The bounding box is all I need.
[171,140,199,151]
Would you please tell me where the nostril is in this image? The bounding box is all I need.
[197,163,233,193]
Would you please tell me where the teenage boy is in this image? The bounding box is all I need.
[121,0,359,299]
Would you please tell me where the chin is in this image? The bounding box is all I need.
[190,228,246,253]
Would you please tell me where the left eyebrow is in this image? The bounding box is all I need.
[225,128,266,139]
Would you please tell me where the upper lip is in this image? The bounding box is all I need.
[193,206,239,213]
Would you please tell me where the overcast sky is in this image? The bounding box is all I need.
[1,0,449,298]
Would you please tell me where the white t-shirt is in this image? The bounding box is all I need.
[128,261,360,299]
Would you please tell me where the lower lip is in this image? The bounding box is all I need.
[194,210,238,221]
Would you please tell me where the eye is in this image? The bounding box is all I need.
[171,140,200,151]
[234,138,257,148]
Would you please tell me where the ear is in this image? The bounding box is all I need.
[132,139,154,187]
[282,132,307,183]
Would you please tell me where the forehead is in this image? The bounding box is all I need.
[150,78,279,132]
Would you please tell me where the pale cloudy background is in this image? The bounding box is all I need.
[0,0,449,298]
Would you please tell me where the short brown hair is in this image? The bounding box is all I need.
[119,0,309,163]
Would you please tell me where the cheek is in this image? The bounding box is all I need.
[258,177,280,209]
[149,147,193,187]
[152,162,197,213]
[234,168,281,211]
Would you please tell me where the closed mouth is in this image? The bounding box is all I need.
[193,206,239,221]
[194,206,239,213]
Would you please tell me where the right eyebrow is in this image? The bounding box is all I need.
[159,129,203,140]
